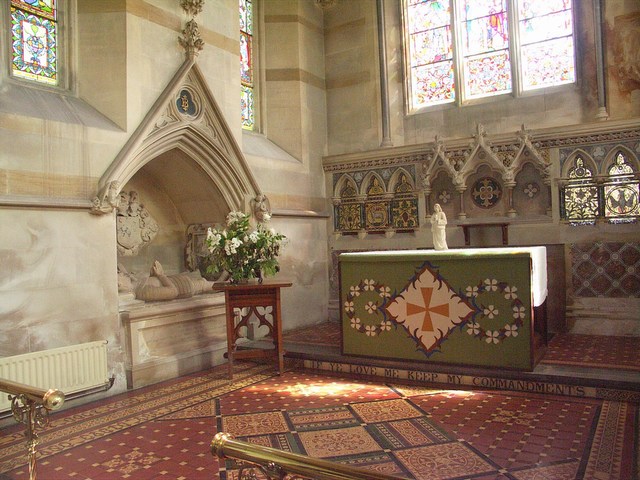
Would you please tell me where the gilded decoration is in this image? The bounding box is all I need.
[365,202,389,230]
[177,89,197,116]
[333,166,418,235]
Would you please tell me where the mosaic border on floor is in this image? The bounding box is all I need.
[303,359,640,403]
[216,371,637,480]
[0,363,274,474]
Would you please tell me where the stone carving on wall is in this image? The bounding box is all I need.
[90,180,120,215]
[250,194,272,223]
[116,191,159,256]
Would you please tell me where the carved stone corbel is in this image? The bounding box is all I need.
[90,180,120,215]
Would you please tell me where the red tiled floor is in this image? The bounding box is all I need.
[1,328,639,480]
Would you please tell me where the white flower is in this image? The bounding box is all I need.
[363,279,376,291]
[224,237,242,255]
[249,231,259,243]
[226,211,245,225]
[379,286,391,298]
[484,278,498,291]
[344,301,354,313]
[262,213,271,221]
[483,305,498,319]
[466,285,479,297]
[349,285,361,297]
[504,286,518,300]
[467,322,480,335]
[365,301,377,313]
[379,320,392,331]
[504,324,518,337]
[350,317,361,329]
[513,305,525,319]
[365,325,377,336]
[485,330,500,344]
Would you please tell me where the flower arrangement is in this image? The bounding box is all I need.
[205,211,286,283]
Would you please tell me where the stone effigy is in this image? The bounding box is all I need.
[133,260,213,302]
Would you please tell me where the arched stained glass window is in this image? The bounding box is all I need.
[240,0,255,130]
[604,151,639,222]
[562,156,598,224]
[10,0,58,86]
[403,0,575,111]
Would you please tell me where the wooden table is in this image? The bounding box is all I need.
[214,281,291,379]
[460,222,510,246]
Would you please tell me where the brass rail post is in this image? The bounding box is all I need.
[212,432,401,480]
[0,379,65,480]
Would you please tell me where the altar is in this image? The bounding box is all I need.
[339,247,547,371]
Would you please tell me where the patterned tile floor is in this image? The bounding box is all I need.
[1,358,638,480]
[1,327,639,480]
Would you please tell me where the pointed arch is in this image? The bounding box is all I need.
[333,174,359,199]
[602,147,640,221]
[389,167,416,194]
[603,145,639,174]
[361,172,387,197]
[561,149,597,178]
[92,59,260,215]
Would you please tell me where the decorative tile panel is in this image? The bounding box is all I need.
[570,242,640,297]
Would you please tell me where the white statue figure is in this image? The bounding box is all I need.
[430,203,448,250]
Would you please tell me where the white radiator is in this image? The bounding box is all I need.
[0,341,109,412]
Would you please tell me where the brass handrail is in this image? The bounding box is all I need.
[211,432,401,480]
[0,378,65,480]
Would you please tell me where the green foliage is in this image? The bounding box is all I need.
[205,211,286,283]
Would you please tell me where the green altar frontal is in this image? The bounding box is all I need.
[339,248,547,371]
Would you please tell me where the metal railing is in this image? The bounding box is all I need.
[0,378,65,480]
[211,432,401,480]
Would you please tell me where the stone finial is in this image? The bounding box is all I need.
[179,19,204,57]
[315,0,337,10]
[180,0,204,17]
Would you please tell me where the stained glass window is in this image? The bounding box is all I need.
[404,0,575,110]
[240,0,255,130]
[562,157,598,224]
[406,0,454,108]
[461,0,511,99]
[10,0,58,85]
[518,0,575,90]
[603,152,639,223]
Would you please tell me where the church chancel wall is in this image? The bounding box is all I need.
[0,0,638,406]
